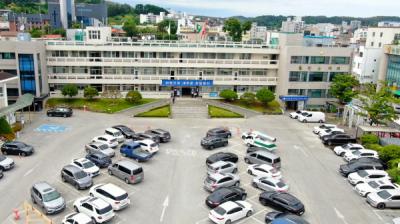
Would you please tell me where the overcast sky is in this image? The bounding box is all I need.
[112,0,399,17]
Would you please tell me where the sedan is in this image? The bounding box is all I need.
[0,155,14,171]
[47,107,73,117]
[209,201,253,224]
[62,212,93,224]
[252,177,289,192]
[1,141,34,156]
[71,158,100,177]
[205,187,247,208]
[355,179,398,197]
[247,164,282,179]
[333,143,364,156]
[85,142,115,157]
[348,170,390,185]
[367,189,400,209]
[313,124,337,134]
[206,152,238,165]
[259,191,305,215]
[206,128,232,139]
[265,211,310,223]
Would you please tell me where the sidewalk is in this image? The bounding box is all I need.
[117,99,170,117]
[202,99,262,118]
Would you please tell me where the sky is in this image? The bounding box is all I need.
[113,0,400,18]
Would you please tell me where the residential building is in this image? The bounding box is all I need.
[350,28,368,45]
[378,21,400,28]
[0,10,11,31]
[304,23,336,37]
[281,17,304,33]
[350,20,362,31]
[277,33,352,110]
[7,13,50,32]
[248,23,267,42]
[139,12,166,24]
[378,44,400,88]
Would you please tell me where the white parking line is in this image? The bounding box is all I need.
[23,164,40,177]
[333,207,349,224]
[372,210,384,222]
[159,195,169,222]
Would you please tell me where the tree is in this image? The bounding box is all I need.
[123,18,138,37]
[330,74,359,104]
[223,18,243,42]
[219,89,238,102]
[256,88,275,105]
[71,22,82,29]
[157,19,177,35]
[0,117,13,135]
[29,28,43,38]
[83,86,99,100]
[61,84,78,98]
[242,21,252,34]
[126,90,142,104]
[51,28,66,37]
[240,92,256,105]
[358,82,400,126]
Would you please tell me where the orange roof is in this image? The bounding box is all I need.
[42,34,62,39]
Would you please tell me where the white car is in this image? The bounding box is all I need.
[252,176,289,192]
[73,196,115,224]
[247,164,282,179]
[71,158,100,177]
[367,189,400,209]
[207,161,238,175]
[348,170,390,185]
[0,155,14,171]
[289,110,308,119]
[313,124,337,134]
[355,179,398,197]
[318,128,344,138]
[334,143,364,156]
[136,139,159,154]
[89,183,130,211]
[105,128,125,143]
[241,131,276,142]
[209,201,253,224]
[62,212,93,224]
[343,149,379,162]
[92,135,118,148]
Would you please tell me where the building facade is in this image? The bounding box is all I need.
[281,17,304,33]
[379,45,400,87]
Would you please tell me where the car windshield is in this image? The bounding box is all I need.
[43,190,61,202]
[75,171,88,179]
[96,204,112,214]
[114,131,122,136]
[121,126,132,132]
[343,144,350,149]
[352,151,362,156]
[368,181,379,188]
[15,142,27,147]
[206,176,216,184]
[0,155,5,162]
[377,190,392,200]
[301,112,308,116]
[115,193,128,201]
[82,161,95,169]
[213,207,226,215]
[99,144,108,150]
[277,181,286,188]
[150,143,157,147]
[357,170,369,177]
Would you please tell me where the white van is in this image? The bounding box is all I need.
[298,112,325,123]
[243,132,277,152]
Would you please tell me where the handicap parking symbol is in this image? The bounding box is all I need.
[35,124,70,133]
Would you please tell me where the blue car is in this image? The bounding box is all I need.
[120,141,153,162]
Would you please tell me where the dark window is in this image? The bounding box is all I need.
[331,57,350,64]
[257,155,272,163]
[132,167,143,175]
[118,165,131,174]
[82,203,93,210]
[0,52,16,59]
[308,72,328,82]
[310,56,330,64]
[18,54,36,94]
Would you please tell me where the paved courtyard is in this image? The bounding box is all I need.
[0,110,399,223]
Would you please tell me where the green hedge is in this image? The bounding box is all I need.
[0,117,13,135]
[361,134,379,145]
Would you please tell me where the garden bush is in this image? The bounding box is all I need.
[126,90,142,104]
[378,145,400,163]
[361,134,379,145]
[219,89,238,101]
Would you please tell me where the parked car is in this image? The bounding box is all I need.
[89,183,130,211]
[47,107,73,117]
[247,164,282,179]
[244,150,281,169]
[0,169,3,179]
[339,160,384,177]
[252,177,289,192]
[145,129,171,143]
[355,179,399,197]
[31,181,66,214]
[265,212,310,223]
[348,170,390,185]
[208,201,253,224]
[112,125,135,139]
[133,133,160,143]
[298,111,325,123]
[85,142,115,158]
[205,187,247,208]
[71,158,100,177]
[318,128,345,138]
[246,146,266,154]
[289,110,308,119]
[259,191,305,215]
[206,128,232,138]
[104,128,125,143]
[92,135,118,149]
[321,134,357,146]
[108,160,144,184]
[243,133,277,152]
[241,130,276,142]
[206,152,238,165]
[120,141,152,162]
[313,124,337,134]
[62,212,93,224]
[343,149,379,162]
[207,161,238,175]
[61,165,93,190]
[333,143,364,156]
[85,152,112,168]
[0,155,14,171]
[136,139,159,154]
[73,196,115,223]
[201,136,228,150]
[204,173,240,192]
[367,189,400,209]
[1,141,34,156]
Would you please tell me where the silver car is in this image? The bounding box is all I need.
[203,173,240,192]
[108,160,144,184]
[207,161,238,175]
[31,182,66,214]
[61,165,93,190]
[367,189,400,209]
[252,177,289,192]
[85,142,115,157]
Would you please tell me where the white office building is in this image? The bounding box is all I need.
[281,17,304,33]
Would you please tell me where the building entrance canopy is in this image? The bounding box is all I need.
[161,80,213,87]
[0,94,34,117]
[279,95,309,101]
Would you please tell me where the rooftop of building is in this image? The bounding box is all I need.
[0,72,18,83]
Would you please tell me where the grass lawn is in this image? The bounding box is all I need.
[221,100,282,114]
[208,105,244,118]
[135,105,171,118]
[46,98,157,114]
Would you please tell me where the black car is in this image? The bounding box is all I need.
[145,129,171,143]
[206,128,232,139]
[133,133,160,143]
[319,130,344,139]
[321,134,357,146]
[339,160,384,177]
[85,152,112,168]
[201,136,228,150]
[206,152,238,165]
[259,191,305,216]
[47,107,73,117]
[246,147,265,154]
[112,125,135,139]
[1,141,34,156]
[0,169,3,179]
[266,212,310,224]
[205,187,247,208]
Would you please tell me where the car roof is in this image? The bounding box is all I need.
[88,197,109,209]
[208,172,228,180]
[116,160,141,169]
[346,143,363,147]
[70,213,92,222]
[204,136,222,140]
[260,177,281,184]
[74,158,90,163]
[249,150,279,159]
[358,149,377,153]
[98,183,126,197]
[63,164,83,173]
[369,179,393,186]
[218,201,239,210]
[33,181,55,193]
[123,141,140,147]
[138,139,155,144]
[209,128,226,132]
[274,192,299,204]
[96,135,114,140]
[152,129,167,133]
[105,128,120,133]
[210,161,229,168]
[363,170,387,175]
[255,164,274,170]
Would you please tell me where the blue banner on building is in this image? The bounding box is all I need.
[161,80,213,87]
[279,95,309,101]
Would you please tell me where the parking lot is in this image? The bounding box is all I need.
[1,110,399,224]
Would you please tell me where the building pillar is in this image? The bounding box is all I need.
[2,83,7,107]
[377,51,389,90]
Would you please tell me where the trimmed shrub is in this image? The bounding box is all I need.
[219,89,238,102]
[364,143,383,152]
[256,88,275,105]
[240,92,256,105]
[361,134,379,145]
[388,158,400,169]
[387,168,400,184]
[378,145,400,163]
[83,86,99,100]
[126,90,142,104]
[0,117,13,134]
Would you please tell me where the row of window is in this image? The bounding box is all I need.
[290,56,350,65]
[289,71,343,82]
[0,52,16,60]
[288,89,333,98]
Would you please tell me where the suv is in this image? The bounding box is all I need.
[203,173,240,192]
[259,191,305,215]
[1,141,34,156]
[92,135,118,148]
[47,107,73,117]
[31,182,66,214]
[112,125,135,139]
[85,152,112,168]
[61,165,93,190]
[206,152,238,165]
[104,128,125,143]
[206,128,232,138]
[339,160,384,177]
[73,196,115,223]
[0,155,14,171]
[89,183,130,211]
[348,170,390,185]
[145,129,171,143]
[205,186,247,208]
[207,161,238,175]
[334,143,364,156]
[201,136,228,150]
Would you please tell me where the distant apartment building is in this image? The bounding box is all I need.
[304,23,336,37]
[350,20,362,31]
[378,21,400,28]
[378,45,400,88]
[350,28,368,44]
[139,12,166,24]
[281,17,304,33]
